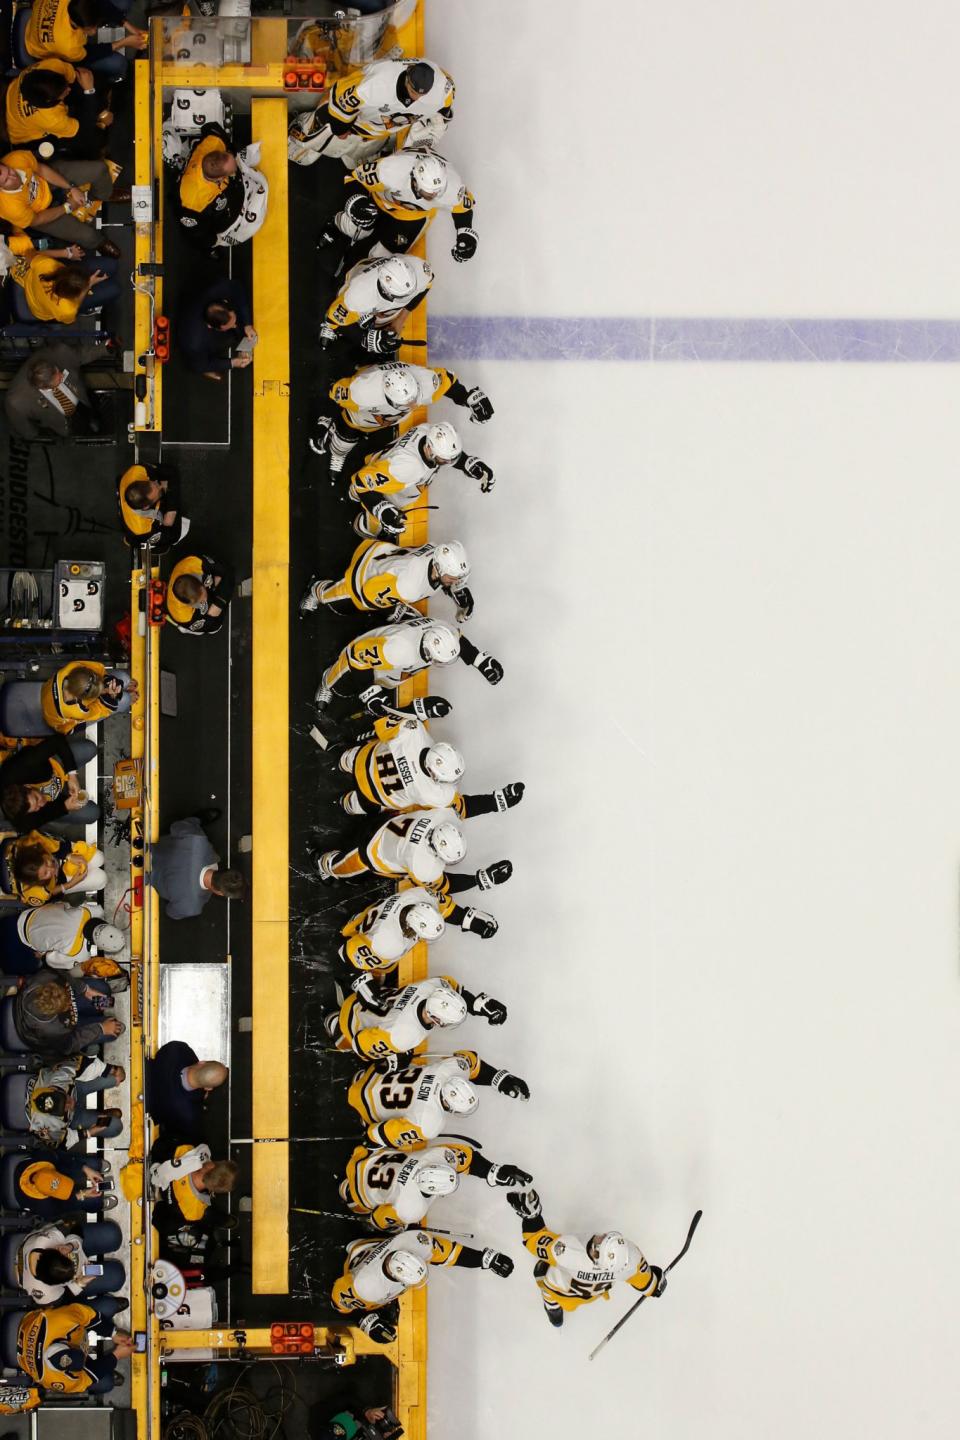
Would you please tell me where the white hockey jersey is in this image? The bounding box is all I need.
[325,255,433,332]
[353,150,470,219]
[350,424,442,507]
[332,364,451,433]
[536,1232,651,1301]
[345,975,464,1059]
[344,1140,471,1229]
[347,540,436,607]
[367,807,461,884]
[341,884,444,972]
[346,717,459,812]
[348,1055,474,1146]
[328,59,455,139]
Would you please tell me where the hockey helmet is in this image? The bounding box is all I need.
[424,422,461,464]
[382,366,419,409]
[439,1075,479,1115]
[376,256,416,302]
[91,923,125,955]
[403,900,445,942]
[410,151,448,201]
[588,1231,630,1275]
[423,742,465,784]
[431,542,470,584]
[384,1246,429,1286]
[429,820,466,864]
[423,984,468,1027]
[417,1162,459,1197]
[419,623,460,666]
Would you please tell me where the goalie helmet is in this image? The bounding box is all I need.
[588,1232,630,1276]
[410,151,448,201]
[382,366,419,408]
[423,742,464,784]
[431,542,470,583]
[423,422,461,465]
[423,983,468,1027]
[439,1075,479,1115]
[91,923,124,955]
[429,820,466,864]
[417,1162,459,1197]
[384,1246,429,1286]
[419,622,459,666]
[376,256,416,302]
[402,900,445,942]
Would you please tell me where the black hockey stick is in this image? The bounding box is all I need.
[588,1209,703,1361]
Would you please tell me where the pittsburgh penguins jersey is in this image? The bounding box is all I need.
[324,256,433,334]
[339,974,464,1061]
[350,152,474,224]
[327,59,455,140]
[348,1053,480,1146]
[324,618,436,694]
[341,884,443,974]
[350,424,443,507]
[336,539,438,610]
[524,1226,657,1304]
[345,717,465,813]
[342,1139,476,1230]
[330,363,461,433]
[332,1228,464,1316]
[365,807,461,885]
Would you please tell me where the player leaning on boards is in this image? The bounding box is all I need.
[338,883,499,991]
[299,538,475,618]
[289,56,456,166]
[331,1227,511,1346]
[319,254,433,357]
[315,614,503,715]
[311,360,493,477]
[346,421,494,540]
[347,1049,530,1148]
[339,1135,532,1232]
[325,973,508,1067]
[506,1188,667,1329]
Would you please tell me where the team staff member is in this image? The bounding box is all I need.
[117,462,187,550]
[177,123,266,252]
[5,59,112,155]
[145,1041,228,1142]
[165,553,234,635]
[25,0,147,81]
[0,732,99,830]
[0,150,121,255]
[177,277,256,378]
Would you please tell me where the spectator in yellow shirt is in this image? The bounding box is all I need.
[25,0,147,82]
[11,249,120,323]
[5,58,113,157]
[0,150,121,255]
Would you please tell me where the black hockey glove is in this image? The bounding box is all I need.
[342,192,377,237]
[318,322,337,349]
[371,500,406,538]
[359,1312,397,1344]
[477,859,512,890]
[373,1049,413,1074]
[506,1187,542,1221]
[350,972,379,1005]
[471,992,507,1026]
[465,386,493,423]
[493,782,524,812]
[462,454,494,491]
[412,695,452,720]
[471,650,503,685]
[492,1069,529,1101]
[485,1163,533,1189]
[460,907,498,939]
[481,1248,513,1277]
[309,414,334,456]
[452,226,478,263]
[362,327,401,356]
[359,685,392,718]
[453,585,475,622]
[649,1265,667,1298]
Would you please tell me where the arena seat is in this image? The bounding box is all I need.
[0,997,32,1056]
[0,682,50,739]
[10,5,30,71]
[0,1071,30,1133]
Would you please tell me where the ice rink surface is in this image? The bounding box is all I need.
[416,4,960,1436]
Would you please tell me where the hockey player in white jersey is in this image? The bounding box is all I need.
[319,149,478,273]
[325,974,508,1065]
[328,712,525,818]
[507,1188,667,1328]
[347,423,494,538]
[293,58,455,166]
[347,1050,530,1148]
[299,539,475,618]
[331,1226,512,1345]
[339,882,501,985]
[312,363,493,476]
[319,255,433,356]
[340,1136,532,1232]
[315,615,504,714]
[312,805,513,899]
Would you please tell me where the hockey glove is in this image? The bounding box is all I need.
[358,1312,397,1345]
[412,695,452,720]
[463,454,495,492]
[350,972,379,1006]
[309,415,334,456]
[471,992,507,1026]
[465,386,493,423]
[362,327,401,356]
[471,650,503,685]
[486,1163,533,1189]
[493,782,524,812]
[342,192,378,238]
[506,1187,542,1221]
[453,585,475,622]
[477,859,512,890]
[373,1052,402,1074]
[481,1248,513,1278]
[460,907,498,939]
[371,500,406,538]
[359,685,392,718]
[649,1265,667,1298]
[492,1069,530,1101]
[452,226,478,263]
[318,322,337,349]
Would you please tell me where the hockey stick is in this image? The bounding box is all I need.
[588,1209,702,1362]
[230,1135,358,1145]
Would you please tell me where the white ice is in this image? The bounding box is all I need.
[413,4,960,1438]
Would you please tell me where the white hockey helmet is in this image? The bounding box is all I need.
[402,900,445,942]
[588,1232,630,1275]
[410,151,448,201]
[439,1076,479,1115]
[384,1246,429,1287]
[431,542,470,584]
[419,622,459,666]
[423,984,468,1027]
[423,742,465,784]
[423,422,462,465]
[382,366,419,409]
[417,1162,459,1197]
[429,820,466,864]
[376,256,416,302]
[91,923,125,955]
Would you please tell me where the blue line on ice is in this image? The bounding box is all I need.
[428,316,960,363]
